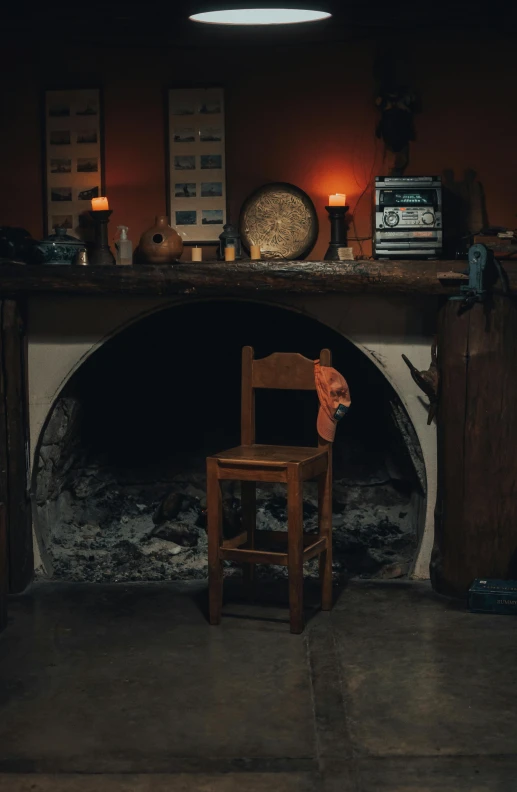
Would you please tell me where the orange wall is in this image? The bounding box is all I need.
[1,32,515,260]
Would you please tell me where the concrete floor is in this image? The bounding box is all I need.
[0,579,516,791]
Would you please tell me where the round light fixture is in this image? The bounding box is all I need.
[190,8,331,25]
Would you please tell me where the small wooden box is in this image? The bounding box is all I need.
[468,579,517,615]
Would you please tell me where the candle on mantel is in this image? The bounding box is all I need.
[91,196,110,211]
[224,246,236,262]
[191,246,202,262]
[328,194,347,207]
[250,244,261,260]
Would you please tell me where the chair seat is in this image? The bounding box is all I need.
[213,444,327,467]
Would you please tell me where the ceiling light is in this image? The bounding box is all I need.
[190,7,331,25]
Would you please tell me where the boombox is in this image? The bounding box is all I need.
[373,176,443,259]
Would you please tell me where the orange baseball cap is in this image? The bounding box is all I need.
[314,361,351,442]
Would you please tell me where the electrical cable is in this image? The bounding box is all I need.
[350,135,380,258]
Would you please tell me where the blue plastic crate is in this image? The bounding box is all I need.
[468,579,517,615]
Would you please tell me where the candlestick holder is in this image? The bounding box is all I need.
[324,205,349,261]
[89,209,115,266]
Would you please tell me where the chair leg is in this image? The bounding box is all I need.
[241,481,256,598]
[318,455,333,611]
[287,464,304,634]
[207,457,223,625]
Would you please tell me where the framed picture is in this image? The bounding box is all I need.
[43,88,104,237]
[166,87,226,244]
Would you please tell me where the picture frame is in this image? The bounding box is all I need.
[166,87,227,244]
[43,88,104,238]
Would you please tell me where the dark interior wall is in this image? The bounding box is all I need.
[74,300,405,466]
[0,29,515,259]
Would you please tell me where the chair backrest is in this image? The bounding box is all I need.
[241,346,332,445]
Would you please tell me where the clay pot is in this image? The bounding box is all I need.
[138,216,183,264]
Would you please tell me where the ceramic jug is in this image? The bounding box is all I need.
[138,216,183,264]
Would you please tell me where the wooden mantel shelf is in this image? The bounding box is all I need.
[0,258,515,297]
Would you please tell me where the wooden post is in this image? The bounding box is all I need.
[287,462,304,634]
[318,347,333,611]
[207,457,223,625]
[0,504,7,630]
[431,295,517,595]
[0,299,33,594]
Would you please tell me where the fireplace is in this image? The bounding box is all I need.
[28,292,436,583]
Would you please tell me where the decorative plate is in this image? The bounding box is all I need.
[239,182,318,260]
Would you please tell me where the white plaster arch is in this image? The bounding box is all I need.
[28,291,436,579]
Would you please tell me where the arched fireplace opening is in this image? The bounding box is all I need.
[33,300,426,583]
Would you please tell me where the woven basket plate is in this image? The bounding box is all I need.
[239,182,318,260]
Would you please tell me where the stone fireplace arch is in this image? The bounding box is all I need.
[28,292,436,579]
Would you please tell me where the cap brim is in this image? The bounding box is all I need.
[317,406,336,442]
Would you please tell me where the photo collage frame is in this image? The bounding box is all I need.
[167,87,226,243]
[44,88,103,237]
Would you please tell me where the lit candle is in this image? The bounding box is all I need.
[91,196,109,211]
[224,246,236,262]
[250,244,261,260]
[328,194,347,207]
[191,246,202,261]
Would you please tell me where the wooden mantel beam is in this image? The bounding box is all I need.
[0,259,515,297]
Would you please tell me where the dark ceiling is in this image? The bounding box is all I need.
[2,0,506,47]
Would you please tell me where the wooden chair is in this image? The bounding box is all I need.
[207,346,333,634]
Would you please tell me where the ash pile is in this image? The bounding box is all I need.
[35,397,419,583]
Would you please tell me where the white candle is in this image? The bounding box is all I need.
[91,196,109,211]
[191,247,202,261]
[328,194,347,206]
